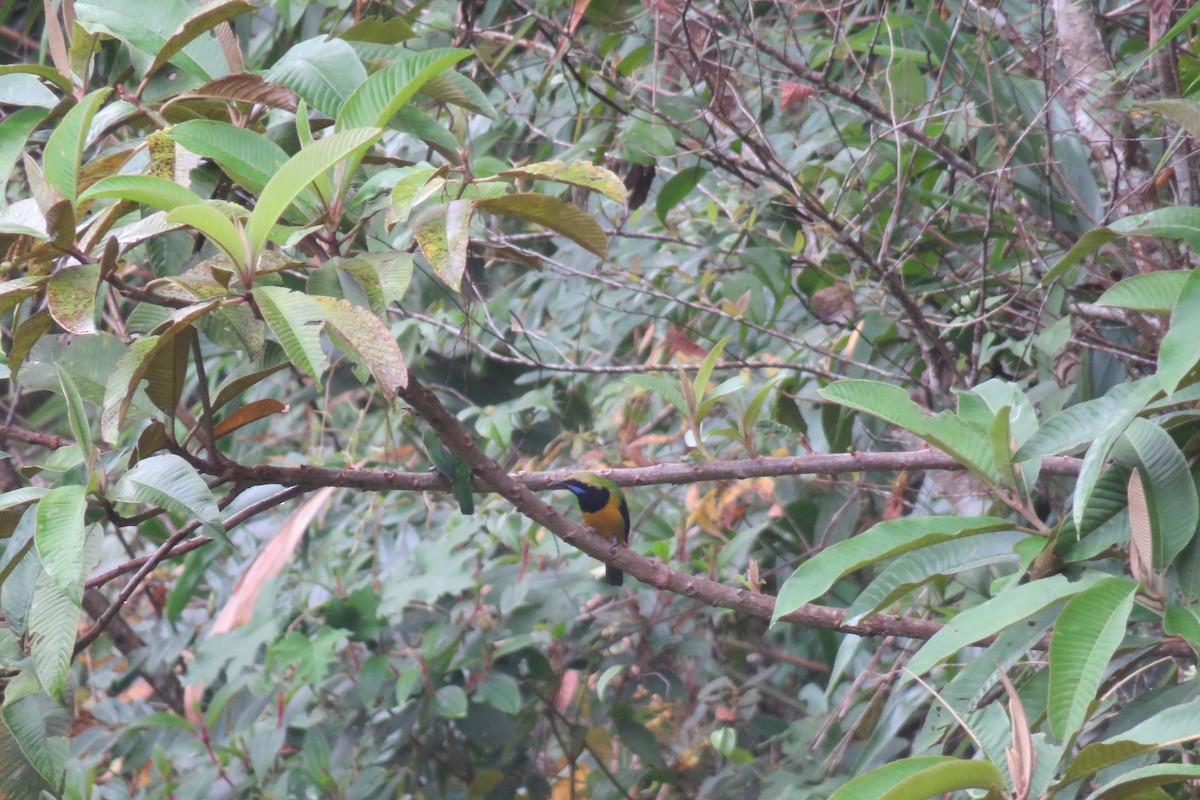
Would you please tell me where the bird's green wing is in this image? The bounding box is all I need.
[423,430,475,515]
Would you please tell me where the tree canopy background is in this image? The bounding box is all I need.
[2,1,1200,798]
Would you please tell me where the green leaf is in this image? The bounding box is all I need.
[1113,418,1198,568]
[57,365,93,459]
[474,193,608,258]
[433,685,468,718]
[45,264,100,334]
[1015,380,1146,460]
[625,374,688,416]
[143,324,193,415]
[1147,99,1200,139]
[266,36,367,119]
[1091,764,1200,800]
[0,275,48,315]
[694,335,730,411]
[76,0,223,82]
[0,63,71,95]
[1157,267,1200,393]
[827,756,979,800]
[310,295,408,402]
[1047,577,1136,744]
[878,759,1004,800]
[30,568,82,701]
[79,174,205,212]
[418,71,497,119]
[477,673,521,714]
[0,108,48,210]
[656,166,705,223]
[0,487,49,512]
[1103,697,1200,746]
[246,127,382,260]
[42,88,110,202]
[211,344,289,410]
[7,311,53,380]
[986,404,1019,489]
[820,380,997,483]
[413,204,452,285]
[2,672,70,789]
[168,120,291,198]
[614,718,666,767]
[0,198,49,240]
[1072,377,1161,530]
[1061,739,1164,786]
[391,105,461,161]
[338,15,415,44]
[34,485,87,601]
[903,572,1109,680]
[844,531,1027,623]
[1042,227,1120,285]
[252,286,327,384]
[444,198,473,292]
[166,204,249,270]
[143,0,253,82]
[1097,271,1187,313]
[1163,605,1200,652]
[110,453,223,537]
[773,516,1013,623]
[497,160,628,204]
[389,165,446,222]
[1109,207,1200,249]
[337,48,472,130]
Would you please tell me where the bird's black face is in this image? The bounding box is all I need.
[556,480,609,512]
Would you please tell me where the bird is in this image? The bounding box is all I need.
[423,429,474,515]
[553,472,630,586]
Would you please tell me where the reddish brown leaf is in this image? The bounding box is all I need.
[179,73,298,112]
[665,324,708,360]
[780,81,815,111]
[212,398,287,440]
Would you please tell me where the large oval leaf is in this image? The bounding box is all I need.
[497,160,628,204]
[337,48,471,130]
[903,572,1109,680]
[474,193,608,258]
[773,516,1013,623]
[45,264,100,334]
[265,36,366,118]
[1047,577,1136,744]
[1157,266,1200,394]
[311,295,407,401]
[252,285,327,384]
[34,485,86,600]
[42,88,110,202]
[110,453,222,536]
[2,672,71,787]
[79,174,204,212]
[1112,418,1198,568]
[169,120,290,197]
[844,531,1027,623]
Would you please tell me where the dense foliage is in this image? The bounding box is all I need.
[3,1,1200,798]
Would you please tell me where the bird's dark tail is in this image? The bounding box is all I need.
[606,565,624,586]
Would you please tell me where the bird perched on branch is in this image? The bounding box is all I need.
[423,430,474,515]
[553,472,630,586]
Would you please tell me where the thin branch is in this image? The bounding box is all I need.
[76,485,309,651]
[215,449,1084,495]
[0,424,71,450]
